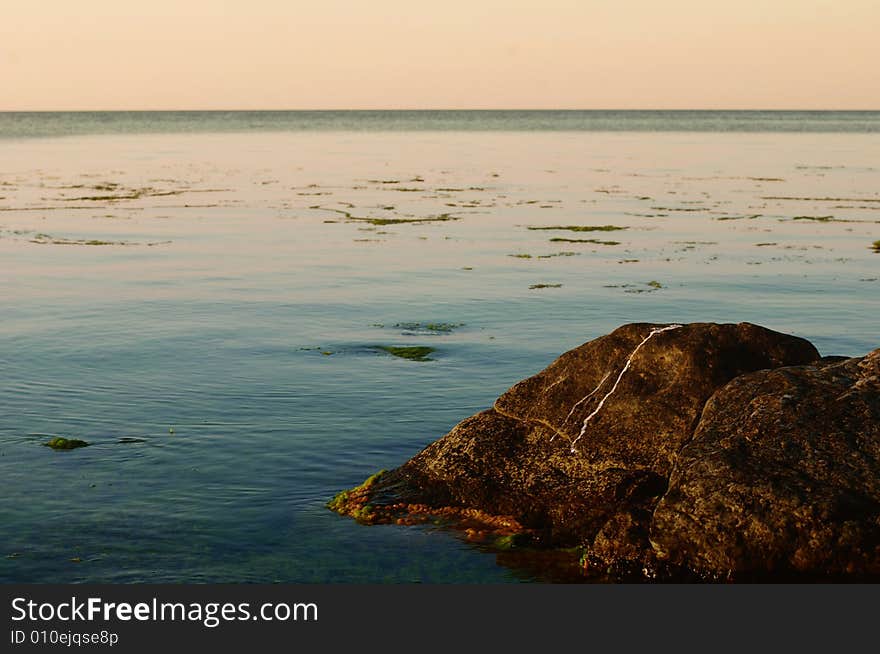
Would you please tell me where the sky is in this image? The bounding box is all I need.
[2,0,878,110]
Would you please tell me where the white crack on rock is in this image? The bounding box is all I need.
[565,324,683,453]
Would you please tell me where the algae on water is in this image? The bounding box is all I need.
[44,437,90,450]
[354,214,458,226]
[29,234,130,246]
[375,346,436,361]
[393,322,464,333]
[549,238,620,245]
[527,225,627,232]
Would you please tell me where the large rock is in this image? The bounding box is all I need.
[329,322,880,578]
[652,350,880,577]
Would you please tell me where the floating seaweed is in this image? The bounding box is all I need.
[374,346,436,361]
[392,322,464,333]
[549,238,620,245]
[44,437,89,450]
[528,225,627,232]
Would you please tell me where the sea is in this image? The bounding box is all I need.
[1,111,878,582]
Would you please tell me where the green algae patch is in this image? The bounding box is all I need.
[44,437,90,450]
[622,280,664,293]
[328,473,536,541]
[312,204,457,225]
[789,215,866,224]
[715,214,761,221]
[60,187,184,202]
[872,240,880,253]
[375,345,436,361]
[763,195,880,202]
[29,233,131,246]
[549,237,620,245]
[537,251,579,258]
[508,253,533,259]
[528,225,627,232]
[393,322,464,333]
[492,533,532,550]
[356,214,458,226]
[327,470,387,523]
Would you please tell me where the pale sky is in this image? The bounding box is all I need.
[2,0,878,110]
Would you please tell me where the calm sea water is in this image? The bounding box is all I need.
[1,112,878,582]
[2,110,880,139]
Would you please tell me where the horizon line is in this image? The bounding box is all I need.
[2,108,880,114]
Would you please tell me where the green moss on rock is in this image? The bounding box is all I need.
[493,533,531,550]
[327,470,387,523]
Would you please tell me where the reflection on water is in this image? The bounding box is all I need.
[1,129,878,582]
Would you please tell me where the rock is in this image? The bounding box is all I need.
[652,350,880,577]
[44,436,90,450]
[329,322,880,578]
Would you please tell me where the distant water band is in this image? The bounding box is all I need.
[1,110,879,139]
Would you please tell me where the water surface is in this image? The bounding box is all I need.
[1,115,878,582]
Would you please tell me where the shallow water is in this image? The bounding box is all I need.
[1,122,878,582]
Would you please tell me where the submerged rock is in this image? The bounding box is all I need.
[374,345,436,361]
[329,322,880,579]
[44,436,90,450]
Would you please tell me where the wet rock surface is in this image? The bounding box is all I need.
[330,322,880,579]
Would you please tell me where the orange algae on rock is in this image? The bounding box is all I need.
[327,471,532,543]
